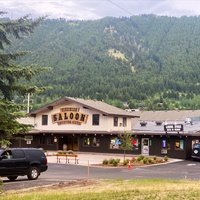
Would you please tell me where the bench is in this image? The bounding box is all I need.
[56,153,79,164]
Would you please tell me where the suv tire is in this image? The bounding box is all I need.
[27,166,40,180]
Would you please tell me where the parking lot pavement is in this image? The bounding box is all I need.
[46,151,181,166]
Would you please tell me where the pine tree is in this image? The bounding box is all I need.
[0,12,44,146]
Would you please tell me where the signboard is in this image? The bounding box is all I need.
[52,107,88,125]
[164,124,183,132]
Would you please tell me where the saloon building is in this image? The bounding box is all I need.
[13,97,139,153]
[13,97,200,159]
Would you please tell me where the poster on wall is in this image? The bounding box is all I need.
[132,138,139,150]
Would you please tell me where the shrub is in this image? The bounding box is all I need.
[108,158,115,165]
[102,159,108,165]
[148,158,153,164]
[116,158,120,164]
[164,156,168,162]
[137,155,144,162]
[123,159,129,166]
[143,157,149,164]
[112,160,119,167]
[67,150,74,154]
[153,156,157,161]
[131,157,136,163]
[0,178,2,193]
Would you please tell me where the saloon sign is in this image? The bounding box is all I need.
[52,107,88,125]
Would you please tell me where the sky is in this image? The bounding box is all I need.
[1,0,200,20]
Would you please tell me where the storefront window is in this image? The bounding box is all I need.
[110,137,121,149]
[192,139,199,148]
[162,139,167,148]
[132,137,139,150]
[92,137,100,147]
[47,137,53,145]
[83,137,90,146]
[175,139,184,150]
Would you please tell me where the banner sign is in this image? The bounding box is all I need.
[164,124,183,132]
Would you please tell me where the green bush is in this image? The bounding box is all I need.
[148,158,153,164]
[108,158,115,164]
[123,159,129,166]
[102,159,108,165]
[137,155,144,162]
[112,160,119,166]
[153,156,157,161]
[67,150,74,154]
[116,158,120,164]
[143,157,149,164]
[0,178,2,193]
[164,156,168,162]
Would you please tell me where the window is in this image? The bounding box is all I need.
[114,117,118,127]
[162,139,167,148]
[92,114,99,125]
[12,150,25,159]
[132,137,139,150]
[110,137,121,149]
[92,137,100,147]
[175,140,184,150]
[83,137,91,146]
[42,115,48,125]
[123,117,127,127]
[47,137,53,145]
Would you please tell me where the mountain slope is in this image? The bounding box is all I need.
[9,15,200,110]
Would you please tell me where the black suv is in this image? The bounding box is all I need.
[192,143,200,160]
[0,148,48,181]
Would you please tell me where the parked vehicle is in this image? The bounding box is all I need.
[0,148,48,181]
[191,143,200,160]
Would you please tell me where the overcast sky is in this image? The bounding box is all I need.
[1,0,200,20]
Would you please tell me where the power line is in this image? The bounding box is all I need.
[107,0,133,16]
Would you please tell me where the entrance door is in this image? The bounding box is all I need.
[141,138,149,155]
[58,136,79,151]
[68,136,79,151]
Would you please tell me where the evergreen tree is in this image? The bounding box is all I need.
[0,12,44,146]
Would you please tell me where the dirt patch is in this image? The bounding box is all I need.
[4,179,98,194]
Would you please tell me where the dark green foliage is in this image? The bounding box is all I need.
[0,13,44,145]
[8,15,200,110]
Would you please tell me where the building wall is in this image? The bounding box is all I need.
[33,101,132,132]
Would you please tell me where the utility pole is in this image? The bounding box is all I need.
[27,93,30,113]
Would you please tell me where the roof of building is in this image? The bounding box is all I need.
[133,120,200,136]
[132,110,200,121]
[29,97,139,118]
[131,110,200,136]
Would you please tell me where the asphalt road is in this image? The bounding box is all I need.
[2,160,200,191]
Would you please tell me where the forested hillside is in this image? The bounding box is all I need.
[9,15,200,110]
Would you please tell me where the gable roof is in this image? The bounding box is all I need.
[29,97,139,118]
